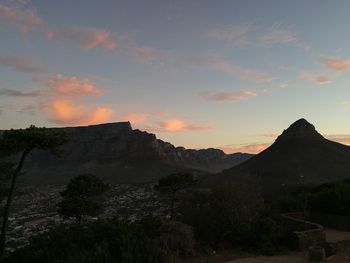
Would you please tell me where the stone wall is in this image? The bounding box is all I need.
[281,212,326,251]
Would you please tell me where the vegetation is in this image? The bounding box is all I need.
[57,174,109,223]
[155,172,197,219]
[3,218,195,263]
[0,126,67,257]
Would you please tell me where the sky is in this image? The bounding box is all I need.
[0,0,350,153]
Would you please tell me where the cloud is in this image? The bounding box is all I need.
[0,1,42,32]
[300,71,331,85]
[220,143,270,154]
[131,46,159,61]
[321,57,350,72]
[0,88,41,97]
[16,104,36,114]
[45,26,116,50]
[159,119,210,132]
[48,99,113,126]
[341,101,350,111]
[199,90,257,102]
[208,23,252,45]
[188,56,275,83]
[257,24,297,46]
[325,134,350,145]
[208,22,297,47]
[0,54,46,74]
[46,75,101,96]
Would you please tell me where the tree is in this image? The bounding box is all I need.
[155,172,197,220]
[0,125,67,257]
[57,174,109,223]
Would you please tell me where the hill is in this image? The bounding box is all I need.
[11,122,252,185]
[215,118,350,193]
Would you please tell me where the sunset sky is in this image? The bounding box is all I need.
[0,0,350,153]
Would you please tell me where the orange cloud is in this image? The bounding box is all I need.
[199,90,257,102]
[220,143,270,154]
[0,2,42,33]
[159,119,211,132]
[47,75,101,96]
[49,99,113,126]
[45,27,116,49]
[42,75,113,126]
[321,57,350,72]
[120,113,149,124]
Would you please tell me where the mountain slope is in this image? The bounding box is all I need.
[16,122,252,185]
[216,118,350,192]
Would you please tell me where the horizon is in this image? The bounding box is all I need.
[1,0,350,153]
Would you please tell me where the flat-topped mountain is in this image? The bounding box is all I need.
[215,118,350,193]
[16,122,252,185]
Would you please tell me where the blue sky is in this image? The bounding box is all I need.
[0,0,350,153]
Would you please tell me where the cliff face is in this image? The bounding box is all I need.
[21,122,252,185]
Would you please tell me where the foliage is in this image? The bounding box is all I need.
[0,125,67,257]
[155,172,197,219]
[57,174,109,223]
[3,218,195,263]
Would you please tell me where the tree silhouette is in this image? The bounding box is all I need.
[0,125,67,257]
[155,172,197,220]
[57,174,109,223]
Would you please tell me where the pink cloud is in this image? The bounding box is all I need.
[188,56,275,83]
[300,71,331,85]
[158,119,211,132]
[45,27,116,49]
[0,2,42,32]
[46,75,101,96]
[321,57,350,72]
[0,54,45,74]
[199,90,257,102]
[220,143,270,154]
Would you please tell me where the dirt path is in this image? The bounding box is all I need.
[325,228,350,243]
[225,253,307,263]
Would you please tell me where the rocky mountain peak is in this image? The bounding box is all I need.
[275,118,323,142]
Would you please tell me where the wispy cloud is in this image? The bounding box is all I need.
[0,1,42,32]
[341,101,350,111]
[45,26,116,50]
[0,54,46,74]
[300,71,331,85]
[208,23,252,45]
[257,24,297,46]
[188,56,275,83]
[321,57,350,72]
[131,46,159,61]
[325,134,350,145]
[208,22,297,47]
[199,90,256,102]
[0,88,41,97]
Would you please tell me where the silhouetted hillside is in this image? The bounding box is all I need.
[216,118,350,193]
[11,122,252,185]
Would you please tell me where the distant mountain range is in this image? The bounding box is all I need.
[19,122,252,185]
[214,118,350,193]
